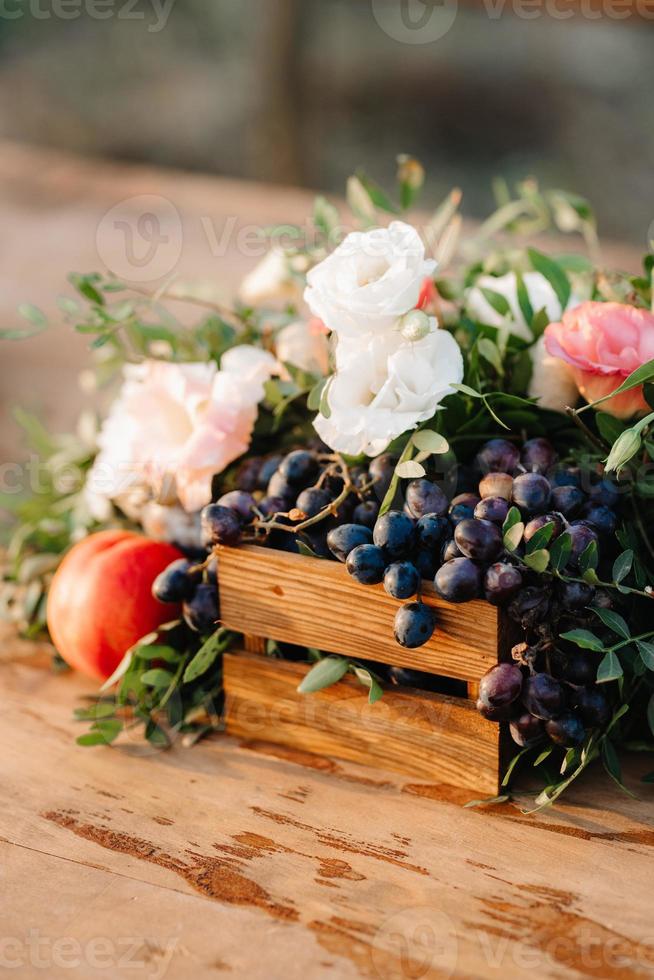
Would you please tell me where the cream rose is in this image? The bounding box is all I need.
[314,321,463,456]
[304,221,436,338]
[275,318,330,377]
[528,336,579,413]
[85,347,277,515]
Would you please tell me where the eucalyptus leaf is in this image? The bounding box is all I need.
[549,531,572,571]
[592,608,630,641]
[596,650,623,683]
[638,641,654,672]
[297,656,349,694]
[524,549,549,573]
[527,248,571,309]
[612,550,633,584]
[559,629,604,651]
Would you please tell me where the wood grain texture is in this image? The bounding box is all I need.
[224,651,501,795]
[3,631,654,980]
[218,546,499,682]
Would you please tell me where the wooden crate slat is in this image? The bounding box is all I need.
[224,651,500,794]
[218,545,498,682]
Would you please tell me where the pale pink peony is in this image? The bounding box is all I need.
[544,302,654,418]
[86,348,277,515]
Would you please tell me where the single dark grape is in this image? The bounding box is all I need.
[368,454,397,499]
[373,511,417,559]
[521,437,557,475]
[434,558,481,603]
[449,493,481,526]
[416,514,450,550]
[580,504,617,537]
[475,496,510,525]
[201,504,241,547]
[326,523,373,562]
[414,549,439,579]
[279,449,319,488]
[523,673,566,720]
[295,487,332,519]
[478,662,523,709]
[258,454,284,490]
[440,538,462,562]
[183,583,219,633]
[484,562,523,606]
[551,485,585,518]
[510,712,545,747]
[476,438,520,475]
[404,478,448,518]
[216,490,257,524]
[152,558,197,603]
[384,561,421,600]
[523,512,564,543]
[258,495,289,518]
[353,500,380,529]
[508,586,551,628]
[545,712,585,747]
[558,580,595,611]
[511,473,551,515]
[478,472,514,501]
[589,477,619,509]
[476,699,519,721]
[267,469,297,503]
[551,467,582,488]
[393,601,436,648]
[454,518,502,562]
[568,522,600,568]
[345,544,387,584]
[574,687,611,728]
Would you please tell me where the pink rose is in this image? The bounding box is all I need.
[544,302,654,418]
[86,348,277,516]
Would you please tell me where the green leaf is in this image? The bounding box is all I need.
[527,248,571,309]
[500,745,532,787]
[355,171,400,215]
[612,550,633,584]
[297,656,349,694]
[549,531,572,571]
[479,287,510,317]
[183,629,230,683]
[596,651,623,683]
[296,539,321,559]
[463,794,510,808]
[524,549,549,573]
[515,271,534,327]
[596,413,626,445]
[353,667,384,704]
[598,361,654,407]
[73,703,116,721]
[478,337,504,375]
[503,522,524,553]
[141,669,174,689]
[452,383,482,399]
[533,747,553,767]
[560,629,604,651]
[134,644,180,663]
[76,732,112,747]
[411,430,449,455]
[637,640,654,671]
[578,538,599,574]
[525,521,555,553]
[592,608,630,641]
[307,378,328,412]
[502,506,522,533]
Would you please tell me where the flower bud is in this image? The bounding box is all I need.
[399,309,431,342]
[605,426,642,473]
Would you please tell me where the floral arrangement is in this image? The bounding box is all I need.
[3,160,654,811]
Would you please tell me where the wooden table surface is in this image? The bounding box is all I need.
[2,143,653,980]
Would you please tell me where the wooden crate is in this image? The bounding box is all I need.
[218,545,515,794]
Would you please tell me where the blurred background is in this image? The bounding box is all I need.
[0,0,653,461]
[0,0,652,238]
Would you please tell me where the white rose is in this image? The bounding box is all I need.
[304,221,436,338]
[239,247,298,306]
[528,335,579,413]
[314,321,463,456]
[466,271,576,342]
[275,319,330,377]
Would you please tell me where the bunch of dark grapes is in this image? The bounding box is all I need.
[151,436,621,752]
